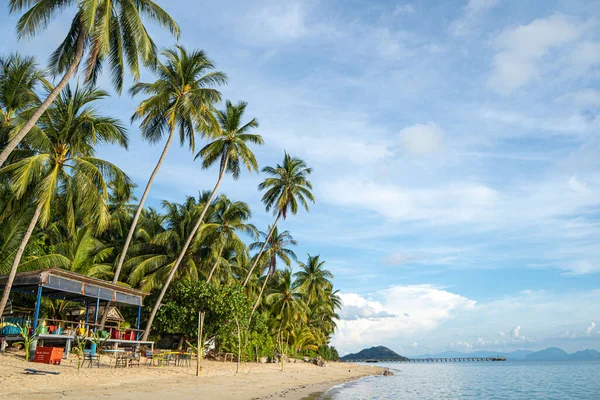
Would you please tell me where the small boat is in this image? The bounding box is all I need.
[365,359,379,363]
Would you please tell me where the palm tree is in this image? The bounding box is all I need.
[204,195,257,283]
[20,226,114,279]
[0,84,129,317]
[249,227,297,321]
[124,195,215,292]
[105,46,225,314]
[0,0,180,167]
[142,100,263,340]
[294,255,333,306]
[266,268,308,369]
[307,288,340,340]
[0,53,44,126]
[242,153,315,287]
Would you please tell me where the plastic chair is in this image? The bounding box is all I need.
[83,350,100,368]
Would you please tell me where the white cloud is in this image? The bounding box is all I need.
[339,293,397,320]
[451,341,473,350]
[399,122,445,155]
[247,1,308,43]
[562,260,600,275]
[511,325,523,339]
[332,285,476,355]
[565,41,600,72]
[271,134,392,166]
[322,179,499,223]
[586,322,596,336]
[450,0,499,37]
[568,176,591,194]
[488,14,581,95]
[479,108,599,135]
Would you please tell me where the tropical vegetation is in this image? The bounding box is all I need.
[0,2,340,363]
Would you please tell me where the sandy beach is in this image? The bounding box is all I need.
[1,354,384,399]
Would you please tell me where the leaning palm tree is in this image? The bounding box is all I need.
[0,84,129,317]
[242,153,314,287]
[204,195,257,283]
[125,195,216,292]
[249,227,297,321]
[142,100,263,340]
[100,46,225,326]
[0,0,180,166]
[294,255,333,306]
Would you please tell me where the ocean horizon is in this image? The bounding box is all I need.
[317,360,600,399]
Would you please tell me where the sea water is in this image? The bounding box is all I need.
[317,361,600,399]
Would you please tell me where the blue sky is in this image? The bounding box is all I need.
[2,0,600,356]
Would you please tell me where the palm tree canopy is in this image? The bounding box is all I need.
[258,152,314,219]
[0,84,130,234]
[131,46,226,151]
[195,100,264,179]
[9,0,180,93]
[294,254,334,306]
[249,226,297,276]
[0,53,45,125]
[203,195,257,246]
[266,268,308,328]
[125,193,216,291]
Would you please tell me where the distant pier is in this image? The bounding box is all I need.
[347,357,506,363]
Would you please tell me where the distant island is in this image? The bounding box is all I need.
[415,347,600,362]
[525,347,600,361]
[341,346,409,362]
[343,346,600,362]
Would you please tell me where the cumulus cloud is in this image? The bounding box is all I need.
[399,122,445,155]
[586,322,596,336]
[332,285,476,355]
[511,325,522,339]
[488,13,581,95]
[339,293,397,320]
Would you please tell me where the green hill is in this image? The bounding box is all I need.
[341,346,409,361]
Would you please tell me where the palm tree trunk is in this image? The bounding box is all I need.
[242,214,281,288]
[100,126,176,327]
[0,201,43,317]
[206,244,224,284]
[142,154,230,341]
[0,30,86,167]
[248,272,270,325]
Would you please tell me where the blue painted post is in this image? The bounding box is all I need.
[85,303,89,324]
[136,305,142,341]
[32,285,43,331]
[94,295,100,332]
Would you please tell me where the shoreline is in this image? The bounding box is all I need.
[255,373,374,400]
[1,354,384,399]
